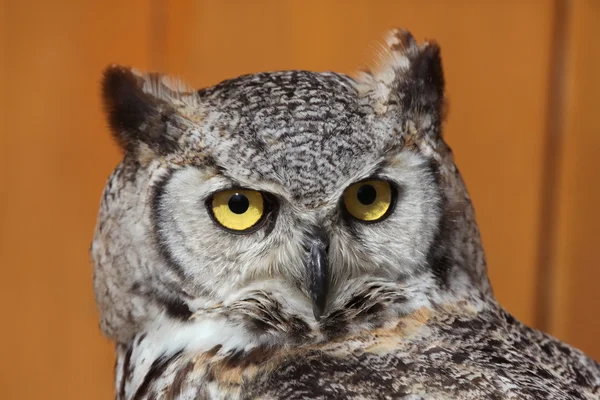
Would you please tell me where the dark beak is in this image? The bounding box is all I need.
[306,230,329,321]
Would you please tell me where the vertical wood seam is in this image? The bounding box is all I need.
[150,0,167,71]
[534,0,570,332]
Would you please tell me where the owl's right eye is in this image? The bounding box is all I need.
[209,189,265,232]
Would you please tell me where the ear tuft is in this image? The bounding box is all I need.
[402,38,444,113]
[101,65,195,154]
[357,29,446,134]
[385,28,418,54]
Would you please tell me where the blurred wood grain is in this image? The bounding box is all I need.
[0,1,598,398]
[1,1,154,398]
[547,0,600,358]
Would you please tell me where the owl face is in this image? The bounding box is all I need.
[145,70,442,319]
[93,30,487,343]
[154,148,442,315]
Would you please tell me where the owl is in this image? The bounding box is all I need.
[91,29,600,399]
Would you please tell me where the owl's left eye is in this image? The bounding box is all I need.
[342,180,395,222]
[209,189,265,232]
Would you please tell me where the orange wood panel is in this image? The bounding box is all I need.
[164,0,556,327]
[163,1,296,84]
[548,0,600,360]
[1,0,6,199]
[0,1,155,398]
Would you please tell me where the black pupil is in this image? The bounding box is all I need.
[228,193,250,214]
[357,184,377,205]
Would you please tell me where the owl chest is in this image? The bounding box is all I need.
[119,352,276,400]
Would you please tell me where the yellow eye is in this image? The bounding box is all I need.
[343,180,393,222]
[210,189,264,232]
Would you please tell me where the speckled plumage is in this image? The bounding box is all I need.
[92,29,600,399]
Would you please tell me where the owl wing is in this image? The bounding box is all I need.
[124,306,599,399]
[244,307,600,400]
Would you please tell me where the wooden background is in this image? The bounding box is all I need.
[1,1,598,398]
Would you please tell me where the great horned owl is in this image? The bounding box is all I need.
[91,29,600,399]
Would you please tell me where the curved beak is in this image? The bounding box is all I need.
[306,229,329,321]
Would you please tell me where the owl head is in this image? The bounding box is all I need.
[92,29,491,345]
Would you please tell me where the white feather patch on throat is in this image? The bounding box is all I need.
[127,312,256,395]
[126,280,316,394]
